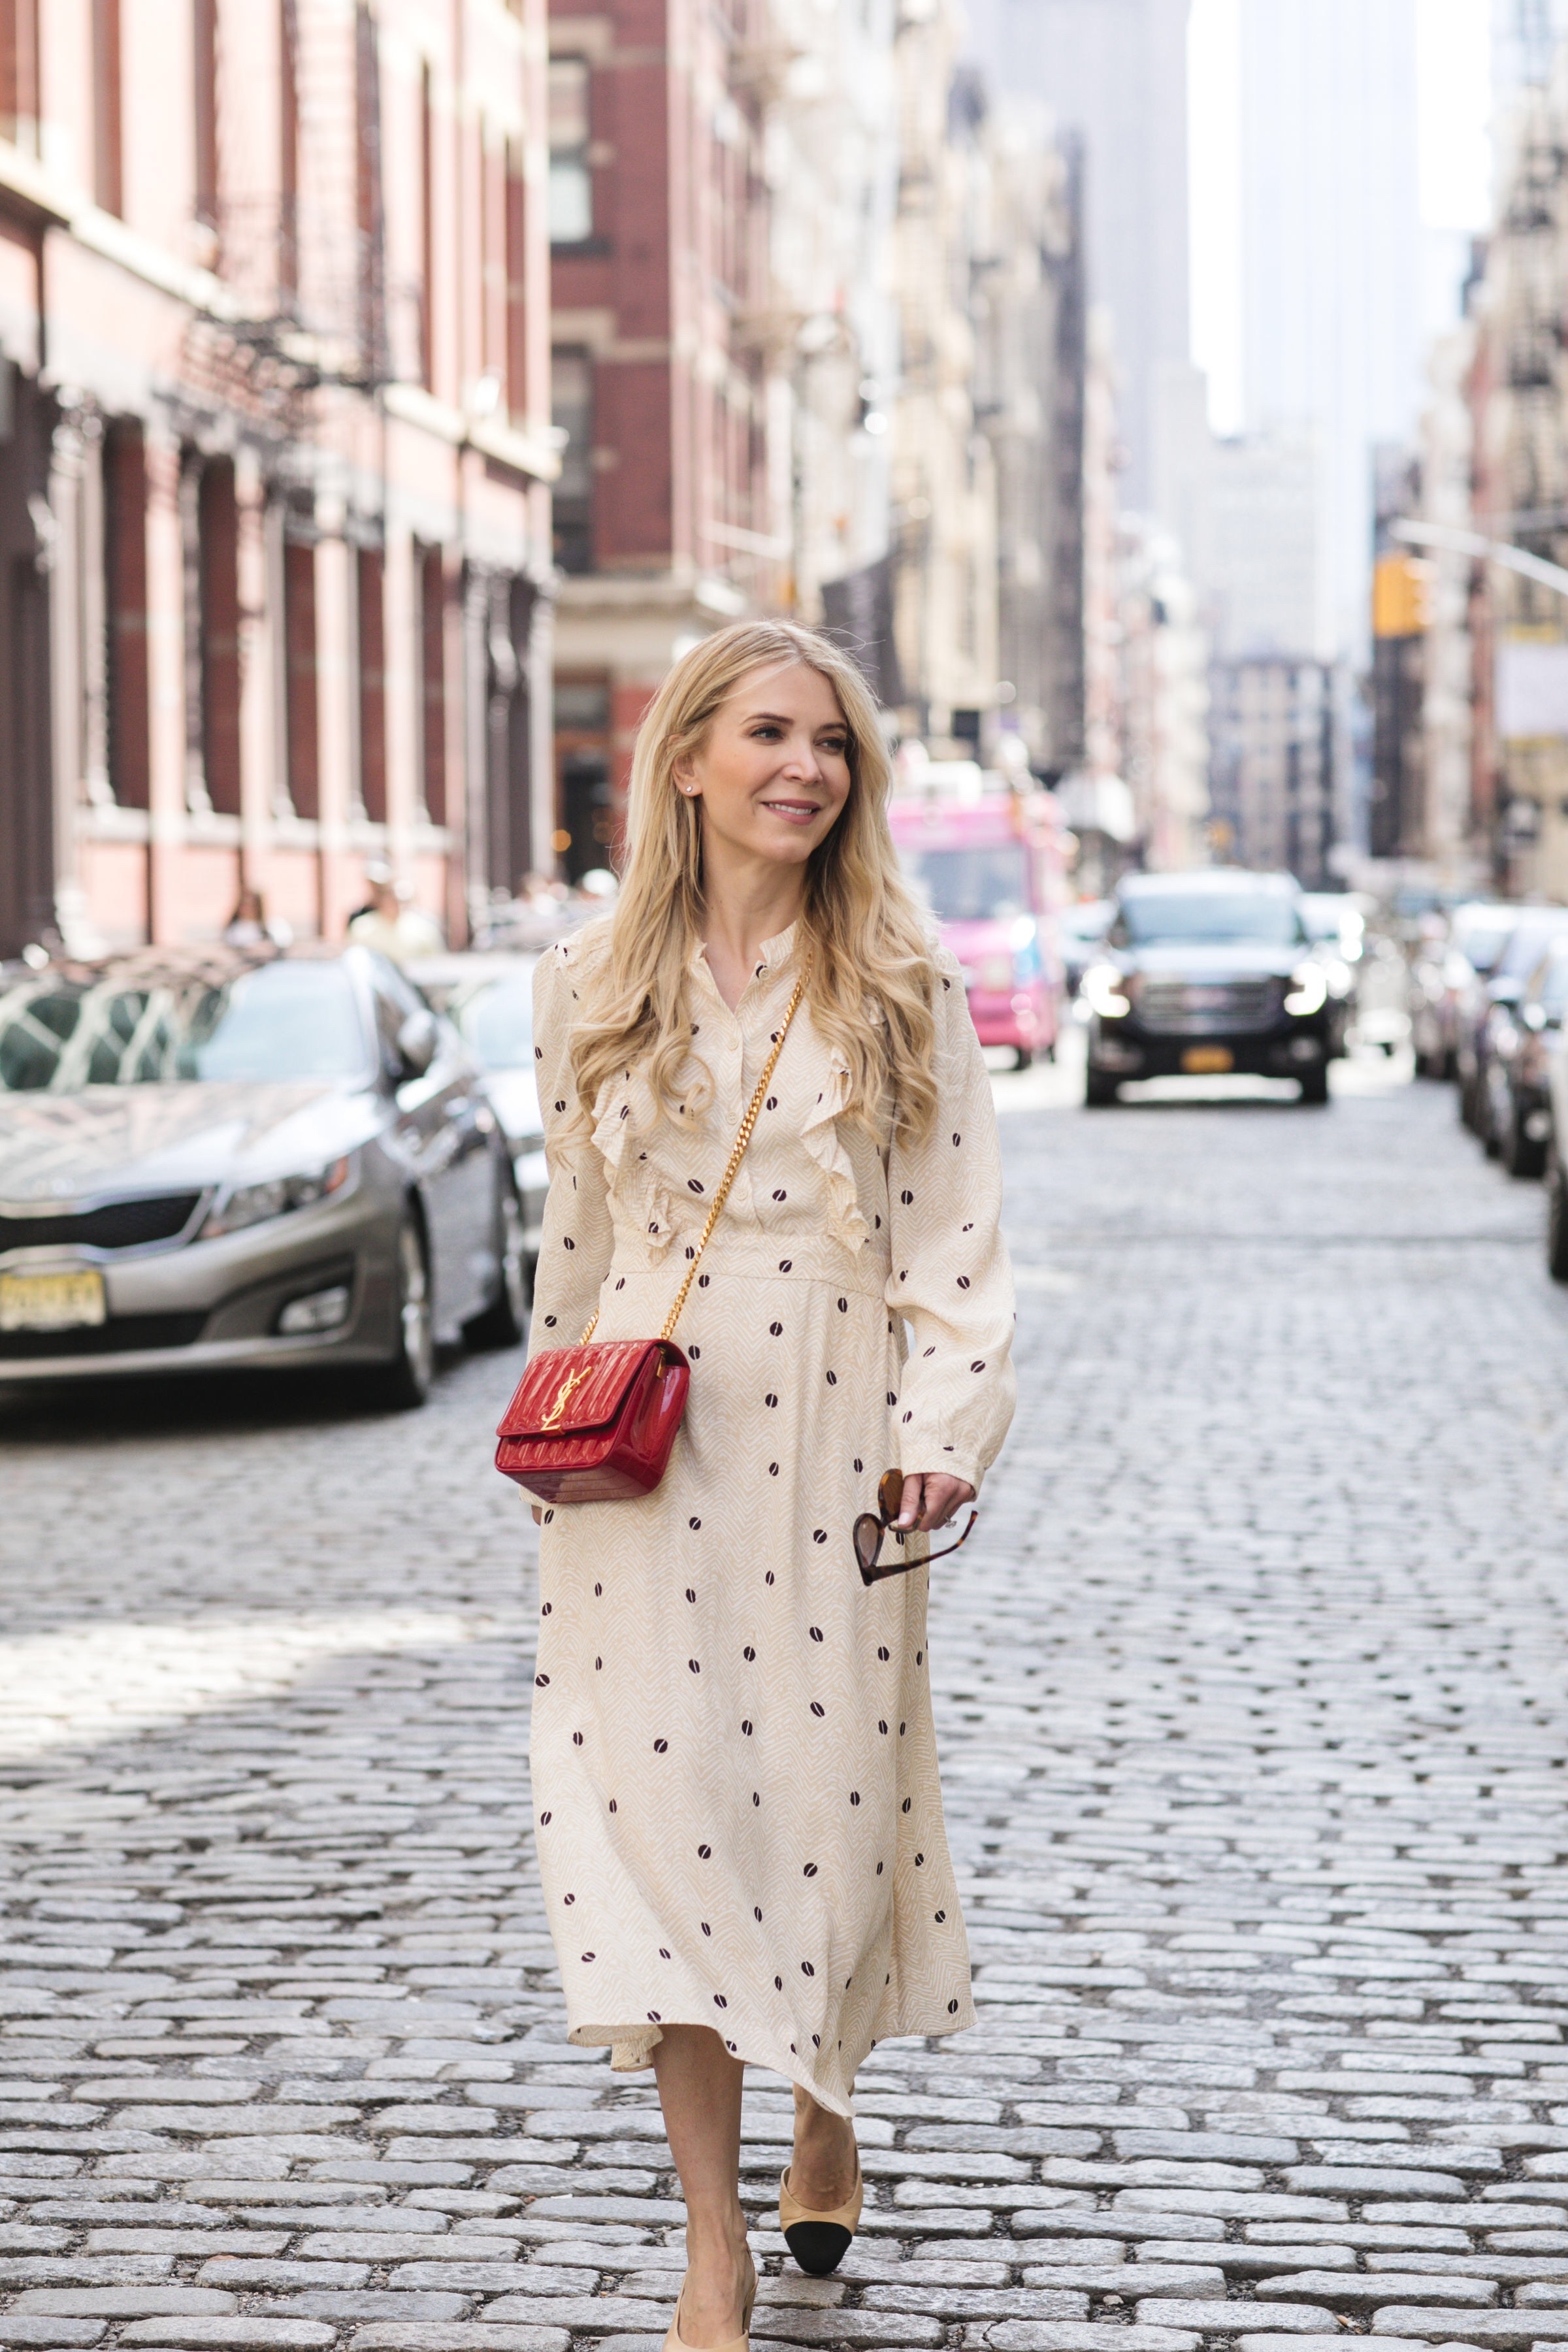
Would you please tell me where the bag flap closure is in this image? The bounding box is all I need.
[498,1340,664,1441]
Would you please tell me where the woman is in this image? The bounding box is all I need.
[526,619,1015,2351]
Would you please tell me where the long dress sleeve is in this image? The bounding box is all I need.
[885,952,1017,1493]
[526,939,614,1359]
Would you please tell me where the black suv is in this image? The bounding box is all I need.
[1082,871,1346,1106]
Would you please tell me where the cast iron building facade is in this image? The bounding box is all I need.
[0,0,557,960]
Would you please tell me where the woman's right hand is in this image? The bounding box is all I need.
[896,1471,975,1533]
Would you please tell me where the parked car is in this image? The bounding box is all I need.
[1081,869,1343,1105]
[0,944,526,1403]
[1488,934,1568,1179]
[409,952,547,1283]
[1545,1030,1568,1281]
[1295,892,1361,1061]
[1460,908,1568,1147]
[1411,900,1516,1081]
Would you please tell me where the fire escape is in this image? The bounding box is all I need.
[190,0,391,424]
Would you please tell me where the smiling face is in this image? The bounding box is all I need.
[676,660,854,876]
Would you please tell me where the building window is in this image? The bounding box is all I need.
[103,420,150,809]
[193,0,218,230]
[551,348,593,574]
[1,0,41,155]
[548,58,591,243]
[357,547,387,824]
[419,544,446,825]
[199,459,241,817]
[284,531,319,820]
[92,0,123,216]
[505,137,527,419]
[280,0,299,295]
[419,60,435,386]
[354,2,384,372]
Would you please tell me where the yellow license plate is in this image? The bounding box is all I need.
[1181,1045,1235,1074]
[0,1268,107,1332]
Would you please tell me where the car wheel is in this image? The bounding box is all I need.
[465,1176,529,1349]
[1085,1068,1119,1107]
[1014,1045,1034,1071]
[1505,1103,1547,1183]
[368,1213,434,1410]
[1548,1151,1568,1282]
[1298,1065,1330,1105]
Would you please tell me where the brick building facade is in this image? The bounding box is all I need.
[0,0,556,961]
[545,0,777,868]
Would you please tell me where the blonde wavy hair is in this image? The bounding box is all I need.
[564,619,938,1143]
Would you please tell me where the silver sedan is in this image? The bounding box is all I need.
[408,952,548,1282]
[0,943,527,1405]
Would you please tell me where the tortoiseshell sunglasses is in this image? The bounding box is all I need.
[854,1467,979,1586]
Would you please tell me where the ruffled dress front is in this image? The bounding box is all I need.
[525,921,1015,2115]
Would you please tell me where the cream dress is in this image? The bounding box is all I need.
[525,921,1015,2116]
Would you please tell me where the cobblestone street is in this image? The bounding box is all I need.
[3,1060,1568,2352]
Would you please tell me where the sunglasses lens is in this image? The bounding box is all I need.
[853,1514,882,1571]
[877,1468,904,1520]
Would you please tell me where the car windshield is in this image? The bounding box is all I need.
[1117,889,1303,947]
[451,971,534,1070]
[1539,949,1568,1019]
[1454,911,1518,974]
[0,960,370,1090]
[1299,896,1349,942]
[901,843,1031,921]
[1496,917,1568,980]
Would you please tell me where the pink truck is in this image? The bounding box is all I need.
[889,768,1068,1066]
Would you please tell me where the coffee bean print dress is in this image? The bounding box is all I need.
[525,921,1015,2116]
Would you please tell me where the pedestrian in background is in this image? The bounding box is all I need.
[524,619,1016,2351]
[221,885,291,949]
[346,863,444,961]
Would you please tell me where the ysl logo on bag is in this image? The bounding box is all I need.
[539,1362,593,1429]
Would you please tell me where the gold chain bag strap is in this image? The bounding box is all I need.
[494,966,809,1505]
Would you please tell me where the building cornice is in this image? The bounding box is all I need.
[382,382,561,483]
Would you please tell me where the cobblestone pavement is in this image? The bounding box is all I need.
[3,1057,1568,2352]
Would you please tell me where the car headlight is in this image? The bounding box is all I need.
[1083,962,1133,1019]
[202,1155,353,1239]
[1284,964,1328,1016]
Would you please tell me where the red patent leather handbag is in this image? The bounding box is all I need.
[495,1338,691,1503]
[495,968,806,1507]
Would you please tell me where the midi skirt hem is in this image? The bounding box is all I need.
[566,1987,979,2121]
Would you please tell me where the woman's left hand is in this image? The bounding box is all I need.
[896,1472,976,1533]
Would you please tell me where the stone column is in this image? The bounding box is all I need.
[143,424,187,945]
[463,563,490,936]
[234,447,276,887]
[79,414,111,814]
[314,500,357,939]
[382,515,418,855]
[46,406,88,953]
[527,502,558,881]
